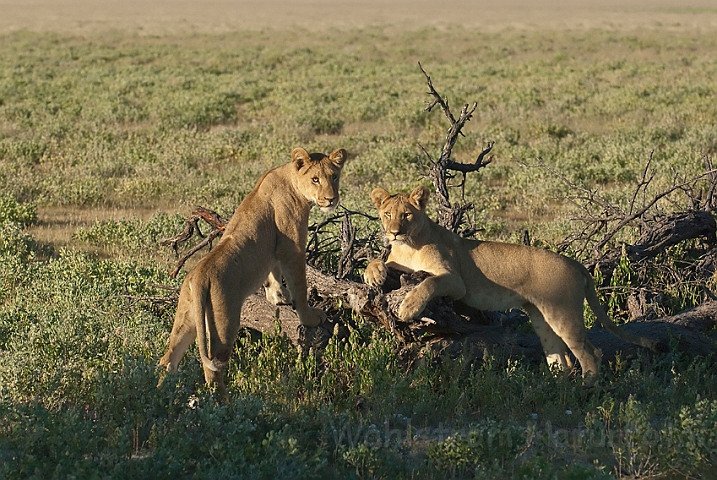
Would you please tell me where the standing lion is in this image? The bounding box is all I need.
[160,147,347,398]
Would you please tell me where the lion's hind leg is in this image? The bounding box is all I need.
[540,304,602,387]
[525,304,573,372]
[200,297,243,401]
[203,363,230,402]
[159,299,197,374]
[562,335,601,387]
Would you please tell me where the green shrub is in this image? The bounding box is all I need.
[427,419,525,476]
[0,194,36,227]
[660,399,717,476]
[73,212,186,260]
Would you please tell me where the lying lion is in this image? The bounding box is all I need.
[160,147,346,398]
[364,185,659,386]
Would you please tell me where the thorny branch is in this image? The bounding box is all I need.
[160,202,381,284]
[306,206,382,281]
[522,155,717,263]
[522,153,717,315]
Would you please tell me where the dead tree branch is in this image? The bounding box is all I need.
[306,206,381,281]
[159,206,228,277]
[418,62,493,235]
[522,155,717,267]
[336,211,356,280]
[522,153,717,306]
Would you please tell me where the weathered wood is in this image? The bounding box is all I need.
[418,62,492,236]
[159,207,228,277]
[586,209,717,277]
[238,264,716,366]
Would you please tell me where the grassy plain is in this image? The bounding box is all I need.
[1,22,717,479]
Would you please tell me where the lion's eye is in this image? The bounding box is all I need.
[384,212,391,219]
[331,174,338,182]
[312,177,320,184]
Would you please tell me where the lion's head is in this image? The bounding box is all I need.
[292,147,347,212]
[370,185,430,246]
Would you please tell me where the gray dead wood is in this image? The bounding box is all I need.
[236,264,716,366]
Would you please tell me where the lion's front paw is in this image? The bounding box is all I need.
[364,259,388,287]
[397,291,428,321]
[299,307,326,327]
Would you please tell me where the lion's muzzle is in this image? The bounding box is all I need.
[318,196,339,212]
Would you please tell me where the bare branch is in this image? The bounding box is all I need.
[419,61,456,124]
[336,211,356,279]
[593,168,717,255]
[418,62,491,235]
[159,206,229,277]
[628,150,655,216]
[700,153,717,210]
[168,228,224,278]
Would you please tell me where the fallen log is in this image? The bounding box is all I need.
[236,264,716,367]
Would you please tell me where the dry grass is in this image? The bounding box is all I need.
[3,0,716,250]
[2,0,717,34]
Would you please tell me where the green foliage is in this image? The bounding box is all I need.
[0,196,39,302]
[1,247,716,478]
[660,399,717,476]
[0,220,36,262]
[2,28,716,221]
[607,253,632,321]
[427,419,525,475]
[73,212,187,262]
[0,194,36,227]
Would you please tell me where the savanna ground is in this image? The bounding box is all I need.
[1,1,717,478]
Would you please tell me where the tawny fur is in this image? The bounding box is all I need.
[159,147,346,398]
[364,185,658,386]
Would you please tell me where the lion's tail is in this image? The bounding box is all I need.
[583,271,659,351]
[191,279,226,373]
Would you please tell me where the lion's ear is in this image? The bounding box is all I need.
[291,147,311,169]
[370,188,391,209]
[329,148,347,169]
[409,185,430,211]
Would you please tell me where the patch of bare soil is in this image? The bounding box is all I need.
[27,206,160,252]
[1,0,716,34]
